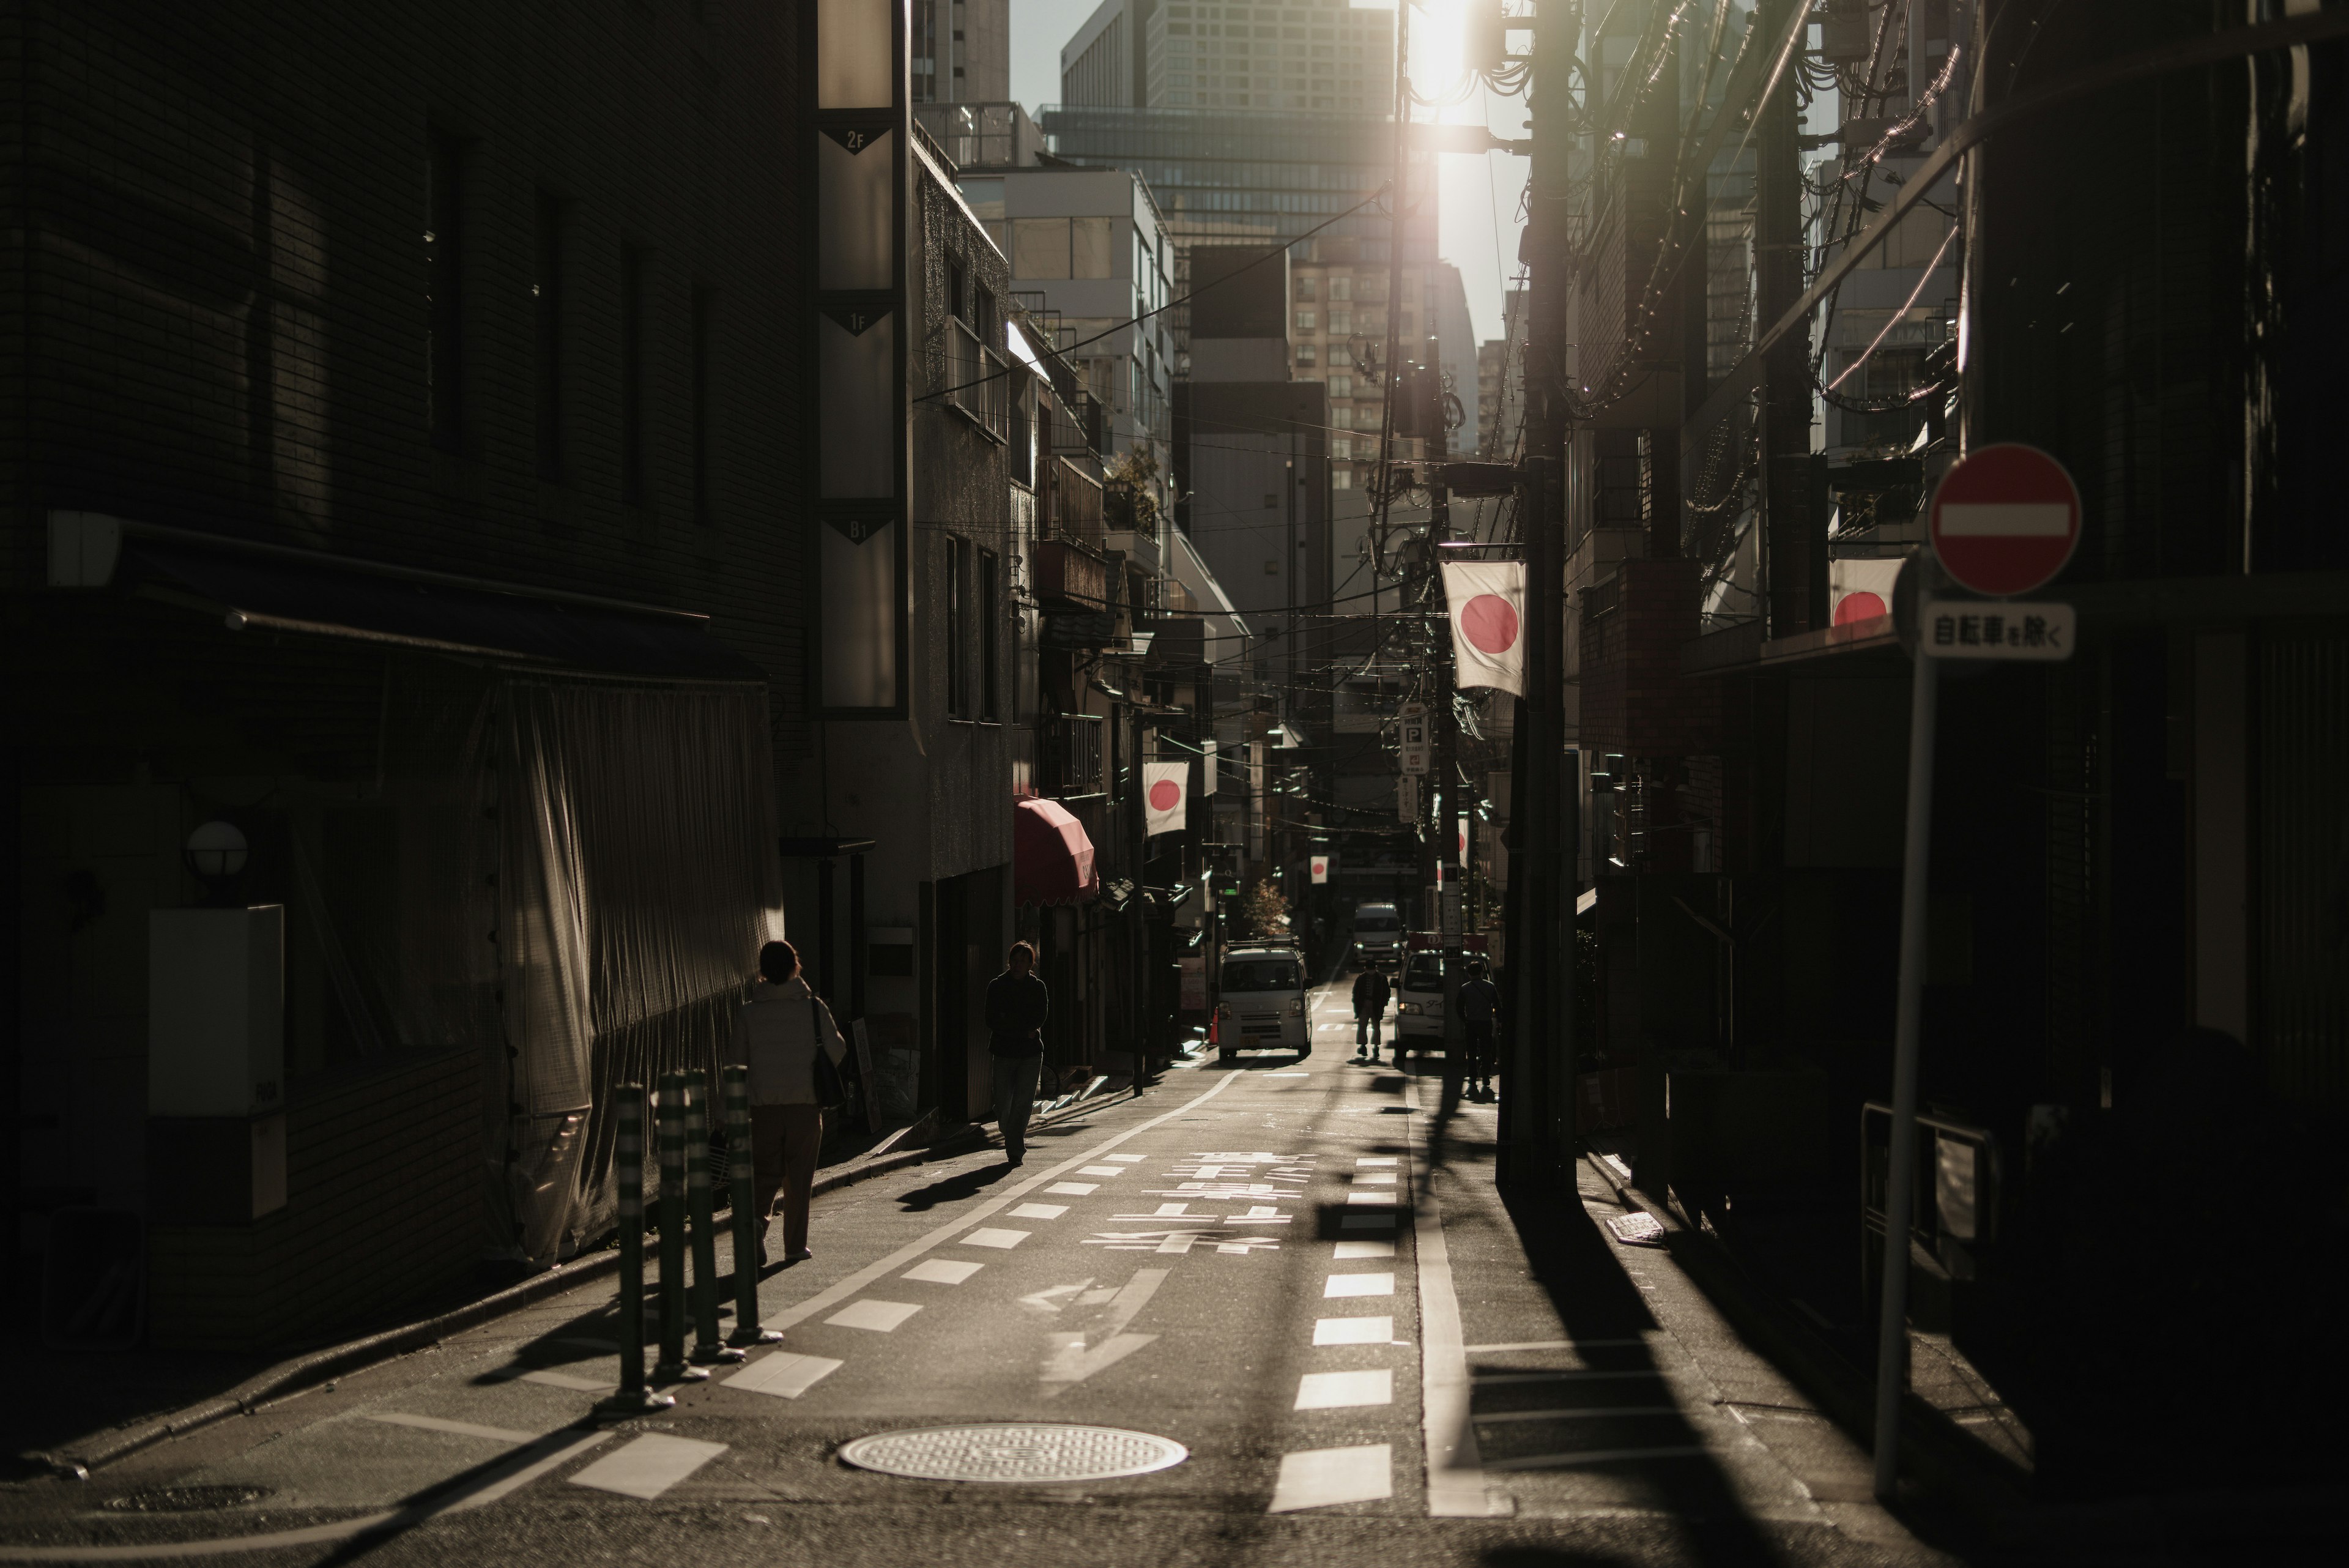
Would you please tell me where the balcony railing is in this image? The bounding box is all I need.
[1037,711,1107,798]
[946,319,1008,440]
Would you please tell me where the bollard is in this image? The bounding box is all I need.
[599,1086,675,1412]
[683,1070,745,1365]
[650,1073,708,1384]
[724,1064,782,1347]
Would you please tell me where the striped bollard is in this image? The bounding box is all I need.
[599,1087,675,1411]
[650,1074,708,1384]
[724,1065,782,1347]
[683,1070,744,1365]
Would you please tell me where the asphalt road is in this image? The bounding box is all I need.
[0,979,1973,1567]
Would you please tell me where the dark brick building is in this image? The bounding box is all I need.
[4,1,817,1348]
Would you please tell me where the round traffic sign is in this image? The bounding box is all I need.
[1928,443,2081,596]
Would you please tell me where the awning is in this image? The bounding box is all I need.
[121,535,764,683]
[1014,797,1099,907]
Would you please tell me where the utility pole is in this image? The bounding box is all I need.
[1426,357,1466,1076]
[1759,0,1821,637]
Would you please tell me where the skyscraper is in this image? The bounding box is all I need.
[1062,0,1394,114]
[914,0,1009,103]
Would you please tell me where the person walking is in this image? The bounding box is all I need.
[986,941,1050,1165]
[1456,958,1501,1102]
[737,940,846,1268]
[1350,964,1392,1064]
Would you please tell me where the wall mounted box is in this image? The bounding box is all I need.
[149,906,284,1117]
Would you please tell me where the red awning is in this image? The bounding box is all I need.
[1014,797,1099,906]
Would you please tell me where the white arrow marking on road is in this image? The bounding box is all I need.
[1041,1268,1169,1391]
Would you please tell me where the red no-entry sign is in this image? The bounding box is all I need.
[1928,443,2082,596]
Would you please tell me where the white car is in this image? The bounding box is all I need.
[1215,947,1308,1060]
[1394,949,1451,1052]
[1350,902,1403,970]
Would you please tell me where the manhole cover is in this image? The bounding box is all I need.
[103,1485,272,1513]
[839,1423,1187,1482]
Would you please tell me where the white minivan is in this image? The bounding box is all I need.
[1215,946,1308,1061]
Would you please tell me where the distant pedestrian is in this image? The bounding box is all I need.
[1456,960,1501,1102]
[1351,965,1392,1063]
[737,940,846,1268]
[986,942,1051,1165]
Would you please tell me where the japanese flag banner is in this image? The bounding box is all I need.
[1144,761,1187,837]
[1441,561,1526,697]
[1310,853,1333,884]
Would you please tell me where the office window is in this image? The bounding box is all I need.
[620,247,648,502]
[533,192,564,479]
[691,286,714,522]
[945,535,969,717]
[1329,373,1352,398]
[979,549,1000,719]
[1072,217,1115,280]
[426,133,465,445]
[1296,309,1316,331]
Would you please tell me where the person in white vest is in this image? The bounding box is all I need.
[735,940,845,1267]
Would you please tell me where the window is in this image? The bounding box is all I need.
[1332,435,1353,458]
[979,549,1000,719]
[1328,309,1351,334]
[945,535,969,718]
[1295,309,1316,331]
[1329,373,1352,398]
[532,191,563,478]
[426,133,465,445]
[691,286,713,522]
[1294,275,1317,301]
[1296,343,1316,364]
[620,247,647,502]
[1333,466,1353,489]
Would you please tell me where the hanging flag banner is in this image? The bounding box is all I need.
[1144,761,1188,836]
[1200,739,1218,797]
[1310,853,1333,884]
[1441,560,1527,697]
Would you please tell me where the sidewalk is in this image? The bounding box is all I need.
[3,1080,1137,1481]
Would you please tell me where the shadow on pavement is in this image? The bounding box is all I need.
[896,1162,1016,1211]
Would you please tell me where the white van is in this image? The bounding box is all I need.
[1394,947,1451,1052]
[1350,902,1403,970]
[1215,946,1308,1060]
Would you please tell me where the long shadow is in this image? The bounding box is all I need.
[895,1162,1015,1212]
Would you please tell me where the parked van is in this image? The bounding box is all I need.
[1215,946,1308,1060]
[1394,947,1451,1053]
[1349,902,1403,970]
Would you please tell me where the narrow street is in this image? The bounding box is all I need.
[0,979,1951,1568]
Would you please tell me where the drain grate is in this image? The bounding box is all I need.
[103,1485,272,1514]
[839,1423,1187,1483]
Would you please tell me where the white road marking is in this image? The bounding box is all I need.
[1335,1240,1396,1259]
[1324,1273,1395,1298]
[964,1227,1032,1249]
[566,1433,728,1499]
[1401,1067,1508,1519]
[1484,1446,1709,1470]
[488,1367,610,1393]
[1154,1202,1191,1216]
[902,1258,983,1284]
[1266,1071,1310,1076]
[1077,1287,1118,1304]
[1047,1182,1099,1195]
[1018,1282,1094,1312]
[1314,1315,1394,1345]
[1464,1339,1650,1353]
[363,1413,536,1444]
[1154,1231,1209,1254]
[1267,1443,1395,1512]
[1009,1203,1067,1219]
[725,1351,843,1399]
[1295,1369,1394,1409]
[826,1299,923,1332]
[1102,1153,1145,1163]
[1356,1156,1398,1166]
[1077,1165,1126,1176]
[1346,1191,1398,1205]
[754,1072,1244,1336]
[1041,1269,1168,1390]
[1355,1172,1399,1186]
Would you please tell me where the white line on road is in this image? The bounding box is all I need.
[1102,1153,1145,1162]
[1324,1273,1395,1298]
[1313,1315,1395,1345]
[1267,1444,1393,1512]
[1046,1182,1099,1195]
[1356,1156,1398,1166]
[486,1367,611,1393]
[725,1351,843,1399]
[566,1433,727,1499]
[1354,1172,1399,1185]
[1008,1203,1067,1219]
[963,1227,1031,1249]
[1403,1069,1509,1518]
[363,1413,537,1444]
[902,1258,984,1284]
[1346,1192,1399,1205]
[1334,1240,1396,1259]
[1296,1369,1393,1409]
[826,1299,923,1332]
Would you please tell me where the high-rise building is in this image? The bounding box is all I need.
[1429,261,1476,458]
[1063,0,1395,113]
[914,0,1009,103]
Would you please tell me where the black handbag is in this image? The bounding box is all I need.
[809,998,847,1112]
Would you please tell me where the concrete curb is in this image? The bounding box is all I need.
[26,1085,1145,1481]
[1576,1148,2032,1529]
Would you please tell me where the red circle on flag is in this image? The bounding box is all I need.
[1928,443,2082,596]
[1312,860,1327,874]
[1148,780,1181,811]
[1833,590,1888,626]
[1461,593,1520,654]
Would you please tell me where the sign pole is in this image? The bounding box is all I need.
[1873,644,1940,1500]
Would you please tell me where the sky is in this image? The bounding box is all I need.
[1007,0,1529,345]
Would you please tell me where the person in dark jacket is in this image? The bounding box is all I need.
[985,942,1051,1165]
[1351,965,1392,1064]
[1455,959,1501,1102]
